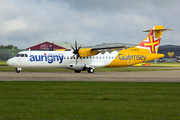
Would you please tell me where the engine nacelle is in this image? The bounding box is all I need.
[78,48,99,57]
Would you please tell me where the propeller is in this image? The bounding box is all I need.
[71,40,81,64]
[48,42,54,51]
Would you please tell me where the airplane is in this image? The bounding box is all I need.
[7,25,173,73]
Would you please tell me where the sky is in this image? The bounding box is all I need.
[0,0,179,49]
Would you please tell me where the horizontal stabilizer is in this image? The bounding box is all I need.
[143,28,173,32]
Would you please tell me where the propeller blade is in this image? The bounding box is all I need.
[71,40,81,65]
[71,45,75,51]
[71,54,75,59]
[75,40,77,50]
[48,45,52,51]
[48,44,51,50]
[76,55,77,65]
[52,43,53,51]
[77,46,81,51]
[48,42,53,51]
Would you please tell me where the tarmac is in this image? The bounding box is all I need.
[0,70,180,82]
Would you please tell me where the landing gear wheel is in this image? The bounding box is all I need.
[88,68,94,73]
[15,68,21,73]
[74,70,81,73]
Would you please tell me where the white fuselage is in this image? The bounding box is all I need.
[7,50,118,71]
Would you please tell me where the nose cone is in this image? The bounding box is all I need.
[7,59,13,67]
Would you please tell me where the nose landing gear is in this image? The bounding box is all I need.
[15,68,21,73]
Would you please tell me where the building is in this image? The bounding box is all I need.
[26,41,66,50]
[158,45,180,62]
[26,41,86,50]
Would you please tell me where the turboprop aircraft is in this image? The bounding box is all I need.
[7,25,173,73]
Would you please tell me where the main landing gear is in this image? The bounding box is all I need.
[74,68,94,73]
[75,70,81,73]
[87,68,94,73]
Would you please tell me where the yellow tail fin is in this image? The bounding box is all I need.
[136,25,165,53]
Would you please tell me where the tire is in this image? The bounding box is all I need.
[88,68,94,73]
[15,68,21,73]
[16,70,20,73]
[74,70,81,73]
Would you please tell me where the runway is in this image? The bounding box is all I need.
[1,70,180,82]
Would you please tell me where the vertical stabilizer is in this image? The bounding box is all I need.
[136,26,164,53]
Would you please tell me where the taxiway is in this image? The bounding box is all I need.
[0,70,180,82]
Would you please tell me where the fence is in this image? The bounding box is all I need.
[0,49,25,60]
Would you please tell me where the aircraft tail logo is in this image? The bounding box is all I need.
[136,26,164,53]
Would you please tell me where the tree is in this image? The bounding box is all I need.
[0,45,4,49]
[0,45,18,49]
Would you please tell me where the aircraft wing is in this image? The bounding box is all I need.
[92,46,127,55]
[78,45,127,57]
[91,46,126,51]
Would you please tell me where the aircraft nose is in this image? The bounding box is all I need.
[7,59,14,66]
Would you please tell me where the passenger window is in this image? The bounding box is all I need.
[96,57,98,59]
[67,57,69,59]
[25,54,28,57]
[21,54,24,57]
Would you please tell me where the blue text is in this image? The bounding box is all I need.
[30,54,64,64]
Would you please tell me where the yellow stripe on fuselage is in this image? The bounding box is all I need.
[106,47,164,68]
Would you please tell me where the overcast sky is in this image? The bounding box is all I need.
[0,0,179,49]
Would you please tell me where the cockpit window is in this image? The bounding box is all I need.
[15,54,28,57]
[15,54,21,57]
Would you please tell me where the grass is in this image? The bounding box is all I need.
[0,66,179,72]
[149,63,180,67]
[0,61,7,66]
[0,82,180,119]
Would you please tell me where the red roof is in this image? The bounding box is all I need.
[26,41,66,50]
